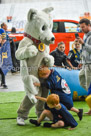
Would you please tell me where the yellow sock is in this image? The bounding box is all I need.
[85,95,91,109]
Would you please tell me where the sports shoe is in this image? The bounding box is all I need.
[17,117,25,125]
[3,84,8,89]
[77,109,83,120]
[43,122,53,127]
[29,119,41,126]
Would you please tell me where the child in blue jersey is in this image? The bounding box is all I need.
[34,66,83,120]
[67,40,82,68]
[30,94,78,130]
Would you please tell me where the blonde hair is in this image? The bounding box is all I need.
[47,94,60,105]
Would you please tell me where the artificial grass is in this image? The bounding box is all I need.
[0,91,25,103]
[0,91,36,119]
[0,117,91,136]
[0,91,91,136]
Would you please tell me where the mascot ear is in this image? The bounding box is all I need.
[27,9,37,21]
[42,7,54,13]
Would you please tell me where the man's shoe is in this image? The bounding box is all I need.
[43,122,53,127]
[77,109,83,120]
[29,119,41,126]
[3,84,8,89]
[1,83,3,86]
[17,117,25,126]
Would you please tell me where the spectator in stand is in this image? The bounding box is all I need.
[67,40,82,69]
[1,23,18,73]
[50,42,73,70]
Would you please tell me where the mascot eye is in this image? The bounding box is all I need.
[42,25,46,31]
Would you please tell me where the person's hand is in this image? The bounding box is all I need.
[78,64,82,69]
[76,37,84,44]
[66,67,72,71]
[33,82,40,87]
[72,66,78,70]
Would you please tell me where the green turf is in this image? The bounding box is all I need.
[0,92,91,136]
[0,91,25,103]
[0,92,36,119]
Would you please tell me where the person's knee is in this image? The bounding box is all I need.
[43,110,50,116]
[58,121,64,127]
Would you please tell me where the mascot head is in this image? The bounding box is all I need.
[24,7,55,45]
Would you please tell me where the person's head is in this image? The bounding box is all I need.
[47,94,60,108]
[57,41,65,52]
[11,27,16,33]
[38,66,51,79]
[0,34,2,43]
[79,18,91,34]
[1,23,7,31]
[74,39,81,50]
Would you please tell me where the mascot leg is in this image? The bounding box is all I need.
[35,86,49,117]
[17,95,35,119]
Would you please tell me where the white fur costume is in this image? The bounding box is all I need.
[15,7,54,118]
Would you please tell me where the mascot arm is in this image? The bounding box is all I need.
[15,44,38,60]
[43,55,54,67]
[26,92,37,104]
[22,74,40,98]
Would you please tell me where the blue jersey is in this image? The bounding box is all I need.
[67,48,82,67]
[45,70,73,110]
[46,70,71,94]
[45,103,78,128]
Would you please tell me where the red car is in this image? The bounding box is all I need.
[9,19,84,55]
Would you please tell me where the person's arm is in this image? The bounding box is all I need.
[35,95,47,102]
[33,82,40,87]
[77,37,91,52]
[66,59,77,70]
[67,51,77,69]
[50,50,56,58]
